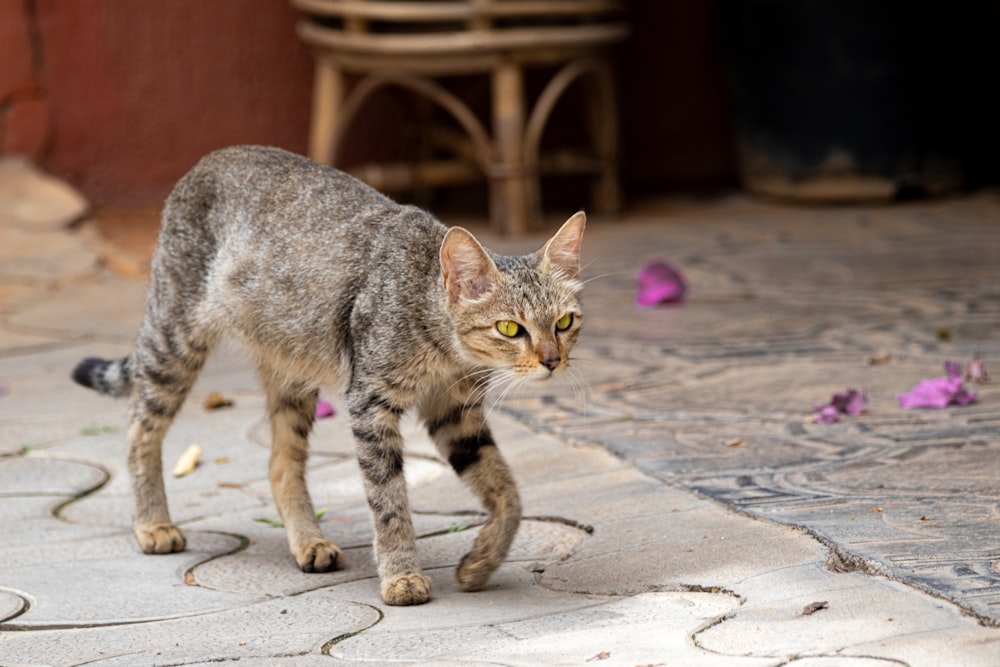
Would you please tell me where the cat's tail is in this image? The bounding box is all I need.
[72,355,134,398]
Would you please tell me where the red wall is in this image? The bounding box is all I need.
[2,0,313,205]
[1,0,737,206]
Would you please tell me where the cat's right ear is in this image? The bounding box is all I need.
[440,227,501,304]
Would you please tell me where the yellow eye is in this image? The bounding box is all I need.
[555,313,574,331]
[496,320,521,337]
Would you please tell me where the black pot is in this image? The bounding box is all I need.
[719,0,994,202]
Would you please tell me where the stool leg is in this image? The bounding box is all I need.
[587,62,622,214]
[309,53,344,166]
[491,62,533,234]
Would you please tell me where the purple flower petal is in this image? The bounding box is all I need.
[813,405,841,424]
[316,399,336,419]
[813,386,867,424]
[636,260,687,307]
[897,363,978,410]
[831,387,868,416]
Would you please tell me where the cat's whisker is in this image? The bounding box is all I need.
[483,369,520,422]
[580,271,617,286]
[565,366,590,418]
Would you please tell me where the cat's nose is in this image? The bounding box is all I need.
[539,355,561,372]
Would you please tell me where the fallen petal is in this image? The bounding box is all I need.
[944,360,962,381]
[897,378,954,408]
[636,260,687,307]
[813,405,841,424]
[898,372,977,409]
[832,387,868,416]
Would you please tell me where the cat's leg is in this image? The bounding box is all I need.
[128,324,211,554]
[262,372,343,573]
[348,387,431,606]
[422,399,522,592]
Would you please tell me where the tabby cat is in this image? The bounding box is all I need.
[72,146,585,606]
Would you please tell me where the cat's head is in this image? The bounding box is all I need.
[440,212,585,380]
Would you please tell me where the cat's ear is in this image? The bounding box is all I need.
[541,211,586,280]
[440,227,501,304]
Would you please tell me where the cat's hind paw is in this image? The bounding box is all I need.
[381,572,432,606]
[135,522,186,554]
[455,552,499,592]
[294,539,343,573]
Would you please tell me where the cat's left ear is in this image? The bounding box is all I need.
[541,211,586,280]
[440,227,502,304]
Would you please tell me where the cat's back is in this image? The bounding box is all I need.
[174,145,395,234]
[163,145,446,271]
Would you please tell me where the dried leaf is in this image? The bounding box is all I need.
[865,351,893,365]
[919,515,930,521]
[801,600,828,616]
[203,392,234,410]
[254,516,285,527]
[255,507,327,528]
[586,651,611,662]
[81,423,117,436]
[184,571,197,586]
[724,438,747,448]
[172,444,201,477]
[965,356,989,383]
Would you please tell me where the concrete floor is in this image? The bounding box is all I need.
[1,159,999,665]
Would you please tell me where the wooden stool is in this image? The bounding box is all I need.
[292,0,627,234]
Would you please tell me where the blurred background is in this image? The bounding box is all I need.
[2,0,999,216]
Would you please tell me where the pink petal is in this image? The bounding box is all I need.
[831,387,868,416]
[897,374,977,409]
[813,405,841,424]
[636,261,687,307]
[944,360,962,381]
[315,399,336,419]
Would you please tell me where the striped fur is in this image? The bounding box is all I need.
[71,146,585,606]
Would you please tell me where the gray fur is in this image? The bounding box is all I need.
[71,146,585,606]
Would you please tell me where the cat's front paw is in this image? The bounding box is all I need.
[135,522,186,554]
[381,572,432,606]
[294,538,343,573]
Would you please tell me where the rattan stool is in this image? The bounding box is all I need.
[292,0,627,233]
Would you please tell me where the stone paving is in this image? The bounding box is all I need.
[1,160,999,665]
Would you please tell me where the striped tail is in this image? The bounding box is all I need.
[72,356,133,398]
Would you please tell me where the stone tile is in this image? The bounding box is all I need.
[0,588,379,666]
[5,275,145,341]
[0,452,106,495]
[0,590,26,624]
[0,157,88,231]
[698,562,1000,666]
[2,530,256,627]
[0,225,97,286]
[0,343,133,453]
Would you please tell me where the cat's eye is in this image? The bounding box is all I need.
[496,320,522,337]
[555,313,574,332]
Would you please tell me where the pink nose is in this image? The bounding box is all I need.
[540,355,561,371]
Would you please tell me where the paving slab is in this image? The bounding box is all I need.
[1,171,999,665]
[500,195,1000,625]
